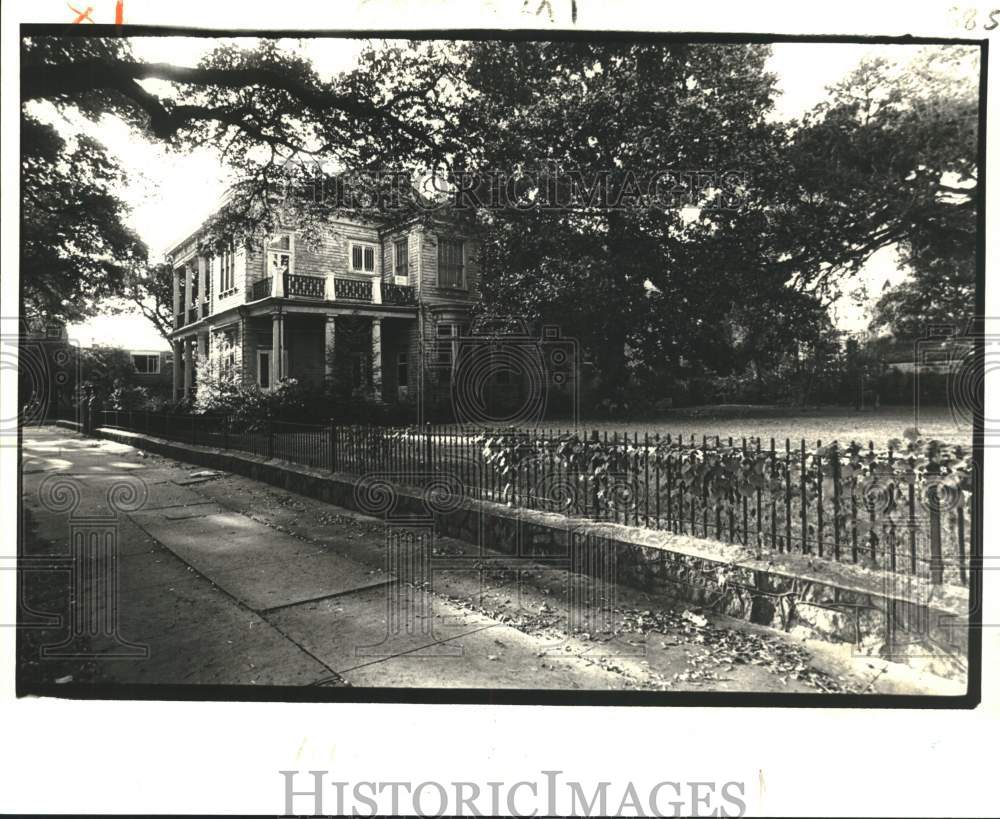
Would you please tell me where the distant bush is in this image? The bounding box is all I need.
[193,376,416,429]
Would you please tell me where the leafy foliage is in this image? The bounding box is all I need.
[477,427,972,576]
[77,346,168,410]
[20,115,146,324]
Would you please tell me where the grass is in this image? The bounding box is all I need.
[516,405,972,447]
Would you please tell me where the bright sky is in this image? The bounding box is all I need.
[62,39,960,349]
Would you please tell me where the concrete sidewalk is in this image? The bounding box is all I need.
[18,426,959,694]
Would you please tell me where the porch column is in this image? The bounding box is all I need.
[236,307,250,386]
[197,331,210,387]
[182,337,194,398]
[172,269,180,327]
[324,315,337,380]
[185,263,196,317]
[271,309,286,387]
[198,255,210,316]
[371,317,383,399]
[171,340,183,400]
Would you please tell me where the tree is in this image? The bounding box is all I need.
[20,114,146,325]
[21,35,456,324]
[788,48,978,323]
[115,262,175,340]
[447,41,811,396]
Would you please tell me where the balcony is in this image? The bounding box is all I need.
[187,307,198,325]
[382,282,416,306]
[251,277,272,300]
[240,274,416,309]
[284,273,325,298]
[201,302,210,318]
[334,278,373,302]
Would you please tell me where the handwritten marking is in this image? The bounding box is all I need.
[68,3,95,23]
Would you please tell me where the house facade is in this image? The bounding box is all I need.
[166,215,479,407]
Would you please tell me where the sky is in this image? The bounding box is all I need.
[59,39,960,349]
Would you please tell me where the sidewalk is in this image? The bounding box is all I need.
[18,425,959,694]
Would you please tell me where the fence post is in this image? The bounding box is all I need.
[928,481,943,585]
[268,419,275,459]
[832,442,841,561]
[329,419,338,472]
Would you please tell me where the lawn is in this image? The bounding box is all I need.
[519,405,973,447]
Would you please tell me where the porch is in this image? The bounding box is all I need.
[172,311,416,403]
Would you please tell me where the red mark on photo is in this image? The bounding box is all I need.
[67,3,95,23]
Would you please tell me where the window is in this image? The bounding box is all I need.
[257,349,271,389]
[397,351,409,388]
[267,234,293,279]
[393,238,408,284]
[221,244,236,293]
[131,354,160,374]
[437,238,464,288]
[219,330,237,377]
[436,323,454,367]
[350,241,377,274]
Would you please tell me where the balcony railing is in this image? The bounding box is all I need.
[382,282,416,306]
[334,278,373,302]
[201,302,210,318]
[251,277,272,300]
[187,307,198,325]
[284,273,325,298]
[175,313,184,330]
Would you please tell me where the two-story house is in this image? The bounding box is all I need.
[166,214,479,406]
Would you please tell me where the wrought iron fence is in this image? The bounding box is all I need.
[91,411,973,586]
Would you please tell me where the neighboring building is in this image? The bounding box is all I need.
[128,349,174,394]
[129,349,168,375]
[878,337,966,374]
[166,215,480,405]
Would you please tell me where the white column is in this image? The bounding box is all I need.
[271,254,285,298]
[271,310,285,387]
[371,317,382,399]
[324,315,337,380]
[182,338,194,397]
[372,276,382,304]
[198,256,210,316]
[186,263,196,317]
[172,269,181,326]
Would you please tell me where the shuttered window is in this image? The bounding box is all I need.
[351,242,376,273]
[438,239,464,288]
[394,239,408,280]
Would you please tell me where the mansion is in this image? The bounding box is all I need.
[167,214,478,406]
